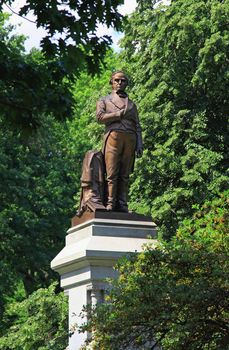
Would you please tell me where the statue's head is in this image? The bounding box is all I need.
[110,71,128,92]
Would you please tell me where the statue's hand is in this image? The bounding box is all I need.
[136,147,143,158]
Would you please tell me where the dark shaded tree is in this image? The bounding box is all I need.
[0,112,76,313]
[0,14,73,128]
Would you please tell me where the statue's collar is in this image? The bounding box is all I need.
[111,90,128,98]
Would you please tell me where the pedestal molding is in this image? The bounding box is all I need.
[67,217,156,234]
[51,215,157,350]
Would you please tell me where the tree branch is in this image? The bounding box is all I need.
[4,3,36,24]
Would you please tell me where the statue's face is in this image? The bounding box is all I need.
[111,72,128,92]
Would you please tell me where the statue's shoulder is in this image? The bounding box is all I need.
[99,94,112,102]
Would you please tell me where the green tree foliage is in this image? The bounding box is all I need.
[0,111,75,348]
[0,112,76,316]
[0,0,124,75]
[0,13,73,128]
[0,17,78,348]
[120,0,229,238]
[0,283,68,350]
[83,191,229,350]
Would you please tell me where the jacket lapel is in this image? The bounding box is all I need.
[109,92,126,110]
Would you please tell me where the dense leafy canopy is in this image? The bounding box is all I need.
[121,0,229,238]
[0,283,68,350]
[0,18,77,314]
[82,191,229,350]
[0,14,73,128]
[0,78,79,347]
[0,111,76,307]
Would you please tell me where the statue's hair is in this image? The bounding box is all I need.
[109,70,129,85]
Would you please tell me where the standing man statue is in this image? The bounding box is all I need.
[96,71,143,212]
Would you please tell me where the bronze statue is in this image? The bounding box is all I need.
[96,71,143,212]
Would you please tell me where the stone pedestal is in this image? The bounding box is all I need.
[51,211,157,350]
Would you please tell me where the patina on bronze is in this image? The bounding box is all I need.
[96,71,143,212]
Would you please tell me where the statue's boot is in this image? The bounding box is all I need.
[106,181,117,211]
[117,179,129,212]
